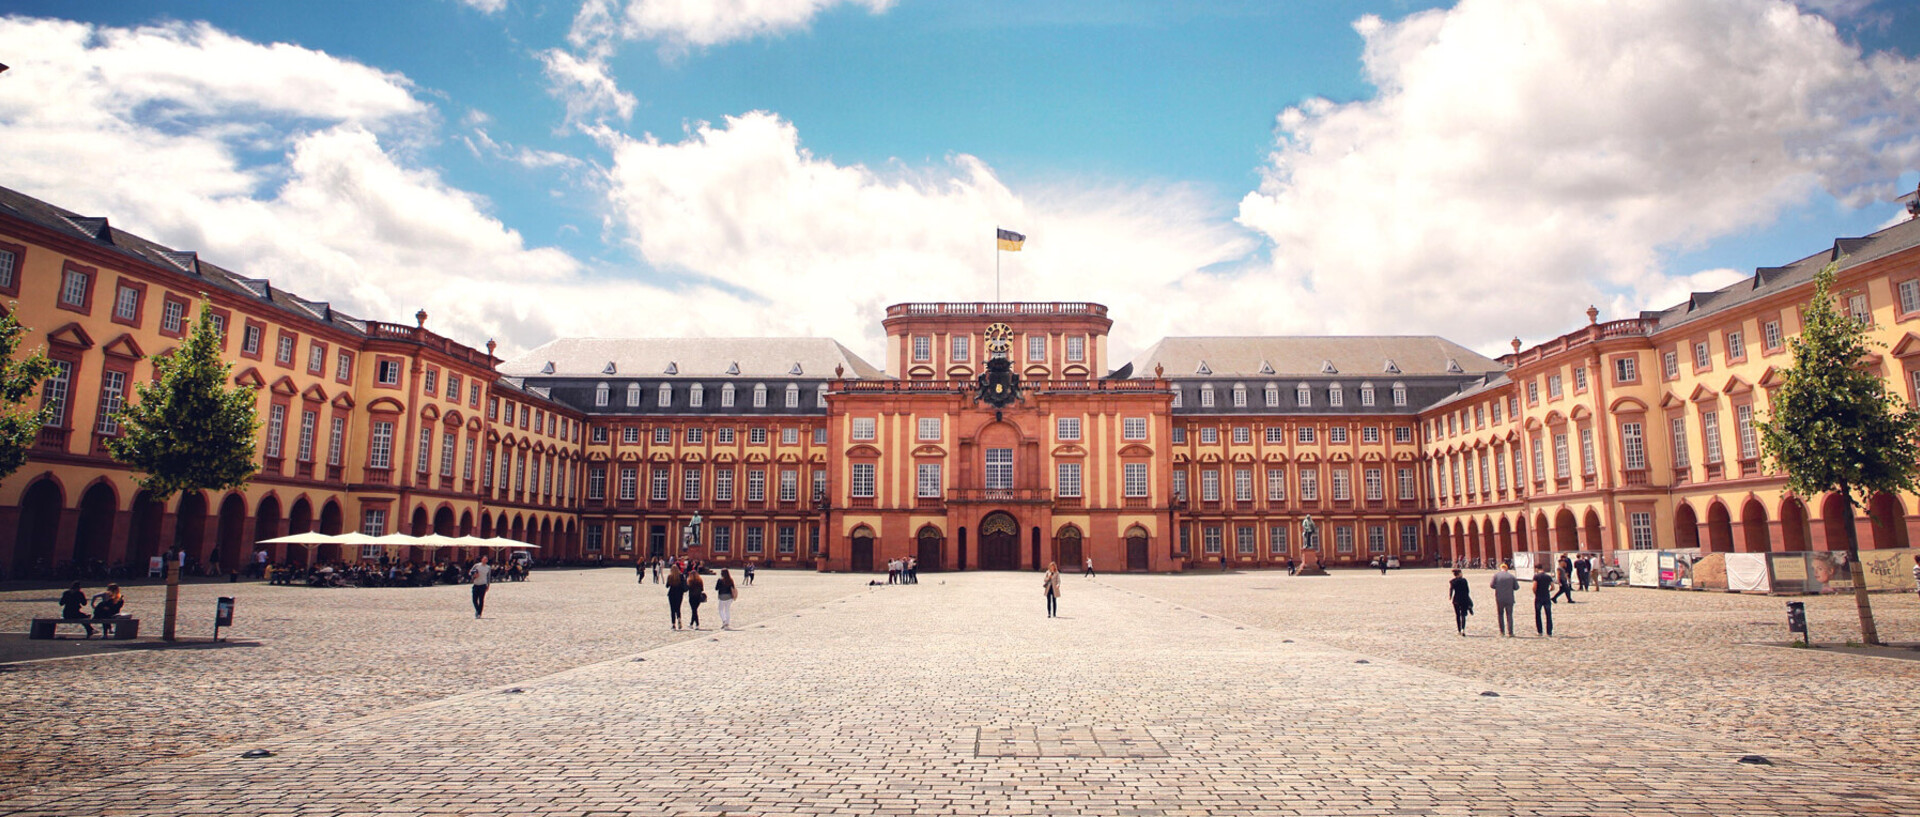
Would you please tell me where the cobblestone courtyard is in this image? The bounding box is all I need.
[1,567,1917,815]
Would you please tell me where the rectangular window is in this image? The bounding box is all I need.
[90,369,127,435]
[851,417,876,441]
[1547,373,1563,399]
[1233,467,1252,501]
[1579,428,1596,476]
[913,335,931,361]
[1296,427,1315,444]
[746,526,765,554]
[813,426,827,445]
[1200,469,1220,501]
[1171,427,1186,444]
[778,526,797,554]
[1849,293,1870,325]
[1364,467,1383,501]
[951,335,969,362]
[1172,470,1186,502]
[1328,387,1343,407]
[1764,320,1783,352]
[588,466,606,500]
[686,428,705,444]
[1694,341,1711,370]
[292,409,316,463]
[1526,381,1540,404]
[440,431,456,477]
[749,427,768,445]
[1615,356,1637,383]
[1123,417,1146,440]
[1297,385,1311,407]
[1028,334,1046,361]
[1703,411,1723,464]
[986,448,1013,490]
[376,360,401,386]
[257,404,288,460]
[711,525,731,554]
[1066,336,1085,362]
[1267,467,1287,501]
[160,299,185,335]
[851,463,875,498]
[414,427,432,473]
[684,467,703,502]
[1572,367,1587,392]
[328,417,345,467]
[1671,416,1690,468]
[1299,468,1318,501]
[60,268,89,307]
[617,467,638,500]
[1199,427,1218,444]
[918,417,942,440]
[1237,526,1256,555]
[781,427,799,445]
[111,285,140,323]
[1329,427,1348,444]
[1335,526,1354,554]
[1531,436,1545,481]
[748,468,767,502]
[274,334,294,365]
[1229,426,1248,444]
[1124,462,1148,498]
[0,247,14,290]
[621,427,639,444]
[1398,467,1416,500]
[1203,526,1222,554]
[779,469,797,502]
[918,463,942,498]
[1270,525,1289,555]
[1726,330,1745,361]
[1057,462,1083,498]
[1553,433,1570,479]
[1056,417,1081,441]
[1394,426,1412,444]
[446,373,461,401]
[1630,511,1655,550]
[1902,280,1920,315]
[813,469,827,503]
[1200,387,1215,408]
[1368,525,1386,554]
[1621,422,1646,470]
[362,508,387,538]
[650,467,670,501]
[1331,468,1351,501]
[715,468,734,502]
[1737,404,1758,460]
[1393,385,1407,407]
[653,427,671,444]
[1401,524,1420,554]
[369,421,394,469]
[1265,427,1284,445]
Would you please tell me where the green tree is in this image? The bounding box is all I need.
[105,299,259,640]
[1757,261,1920,645]
[0,305,57,482]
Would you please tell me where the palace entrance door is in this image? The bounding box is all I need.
[1126,527,1149,571]
[978,512,1019,570]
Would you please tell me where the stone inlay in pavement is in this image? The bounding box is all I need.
[976,725,1168,758]
[0,568,1916,816]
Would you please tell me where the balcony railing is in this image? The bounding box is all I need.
[1622,469,1650,488]
[886,302,1107,319]
[947,488,1053,504]
[35,427,69,450]
[1123,496,1153,509]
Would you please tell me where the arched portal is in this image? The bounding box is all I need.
[917,524,944,572]
[254,495,283,561]
[316,501,344,563]
[1125,524,1149,571]
[1533,512,1551,550]
[850,524,875,572]
[1055,524,1082,571]
[174,491,210,565]
[1673,503,1700,550]
[1705,502,1733,553]
[73,482,118,568]
[1868,493,1908,550]
[459,510,474,537]
[1779,497,1809,551]
[1740,498,1770,553]
[129,490,166,568]
[1553,509,1578,552]
[215,494,248,573]
[978,512,1019,570]
[1819,493,1855,552]
[1581,510,1603,553]
[12,479,63,576]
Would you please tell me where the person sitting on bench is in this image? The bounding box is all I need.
[60,582,95,638]
[91,584,125,622]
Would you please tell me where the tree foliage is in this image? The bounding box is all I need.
[106,301,260,499]
[1757,261,1920,645]
[0,305,57,482]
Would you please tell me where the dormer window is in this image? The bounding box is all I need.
[790,363,803,376]
[1296,384,1311,407]
[1359,382,1375,407]
[1264,383,1279,407]
[1320,360,1337,374]
[627,383,642,407]
[657,383,672,407]
[595,382,610,407]
[541,361,555,374]
[1328,383,1344,407]
[1195,360,1212,375]
[1446,358,1464,374]
[816,383,829,407]
[1232,384,1247,407]
[1258,361,1275,375]
[785,383,800,408]
[1383,359,1400,374]
[603,361,617,375]
[727,362,741,375]
[753,383,768,408]
[1199,383,1216,408]
[691,383,704,407]
[1392,382,1407,407]
[1171,385,1183,408]
[664,361,678,375]
[721,383,736,407]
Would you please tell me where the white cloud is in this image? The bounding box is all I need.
[1236,0,1920,352]
[538,47,637,125]
[596,111,1255,361]
[617,0,896,51]
[459,0,509,14]
[0,16,727,355]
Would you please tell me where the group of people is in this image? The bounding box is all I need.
[270,558,529,588]
[56,582,127,638]
[886,557,918,584]
[660,560,741,630]
[1448,556,1597,637]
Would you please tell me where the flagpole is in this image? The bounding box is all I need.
[995,226,1002,302]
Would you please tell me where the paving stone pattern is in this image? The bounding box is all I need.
[2,568,1917,816]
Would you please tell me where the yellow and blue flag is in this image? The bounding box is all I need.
[996,228,1025,251]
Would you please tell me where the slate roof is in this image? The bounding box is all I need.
[1129,336,1504,380]
[1645,215,1920,332]
[499,337,886,380]
[0,185,368,336]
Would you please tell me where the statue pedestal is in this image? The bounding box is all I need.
[1294,550,1328,576]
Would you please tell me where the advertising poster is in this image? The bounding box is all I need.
[1856,549,1918,592]
[1628,550,1660,587]
[1692,553,1728,590]
[1724,553,1772,593]
[1770,553,1810,594]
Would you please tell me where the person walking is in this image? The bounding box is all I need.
[666,565,687,630]
[1553,555,1577,604]
[1043,562,1062,618]
[1489,563,1519,637]
[59,582,94,638]
[1575,555,1593,591]
[468,555,493,619]
[1084,556,1095,578]
[1912,554,1919,605]
[1531,563,1555,637]
[686,569,706,630]
[1448,568,1473,636]
[715,569,737,630]
[1379,556,1390,576]
[744,562,755,586]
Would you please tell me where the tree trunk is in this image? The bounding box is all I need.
[1839,489,1881,645]
[162,552,180,641]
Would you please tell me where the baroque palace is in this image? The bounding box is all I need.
[2,183,1918,576]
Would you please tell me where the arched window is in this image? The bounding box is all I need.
[1264,383,1279,407]
[753,383,768,408]
[816,383,829,407]
[1392,382,1407,407]
[690,383,704,408]
[1171,385,1183,408]
[1296,383,1311,407]
[595,382,609,407]
[1328,383,1344,407]
[1359,382,1375,407]
[721,383,736,407]
[785,383,800,408]
[656,383,671,407]
[1199,383,1215,408]
[1232,384,1247,407]
[626,382,641,407]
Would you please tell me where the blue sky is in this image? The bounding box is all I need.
[2,0,1918,362]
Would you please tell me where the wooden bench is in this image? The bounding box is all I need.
[28,618,140,640]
